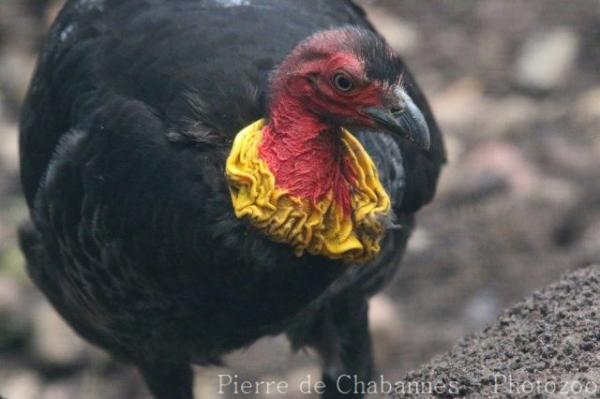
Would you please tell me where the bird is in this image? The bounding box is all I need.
[18,0,445,398]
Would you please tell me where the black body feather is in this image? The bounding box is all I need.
[19,1,445,398]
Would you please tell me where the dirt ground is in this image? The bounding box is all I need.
[0,1,599,398]
[395,265,600,398]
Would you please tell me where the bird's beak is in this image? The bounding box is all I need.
[361,88,431,151]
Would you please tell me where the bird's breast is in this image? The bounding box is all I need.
[225,119,391,263]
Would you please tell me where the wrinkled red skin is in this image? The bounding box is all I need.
[259,53,385,215]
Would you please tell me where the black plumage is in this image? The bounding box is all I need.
[19,1,445,398]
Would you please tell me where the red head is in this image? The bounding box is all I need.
[259,27,430,212]
[268,29,390,127]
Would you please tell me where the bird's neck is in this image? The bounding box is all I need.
[259,97,355,214]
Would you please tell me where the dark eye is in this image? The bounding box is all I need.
[332,72,354,92]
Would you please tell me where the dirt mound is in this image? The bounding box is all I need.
[396,265,600,398]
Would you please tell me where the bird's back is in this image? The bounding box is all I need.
[20,0,374,205]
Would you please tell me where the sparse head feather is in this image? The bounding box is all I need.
[271,27,404,92]
[350,28,404,82]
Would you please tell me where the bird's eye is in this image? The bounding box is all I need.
[332,72,354,92]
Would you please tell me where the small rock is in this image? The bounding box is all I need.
[365,10,420,54]
[514,28,579,92]
[1,372,43,399]
[543,136,596,175]
[444,141,538,203]
[0,276,26,315]
[464,291,500,330]
[481,96,538,138]
[434,134,464,198]
[0,91,7,122]
[433,81,538,139]
[30,301,90,367]
[579,341,594,352]
[406,227,432,254]
[532,176,579,205]
[193,367,221,399]
[576,86,600,126]
[0,49,36,107]
[75,369,136,399]
[223,335,290,374]
[0,123,19,174]
[41,381,79,399]
[443,133,464,164]
[369,295,404,363]
[431,77,485,129]
[0,244,28,283]
[0,276,32,350]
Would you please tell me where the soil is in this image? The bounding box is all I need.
[395,265,600,398]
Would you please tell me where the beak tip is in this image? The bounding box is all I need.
[361,105,431,152]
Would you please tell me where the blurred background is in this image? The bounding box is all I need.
[0,0,599,398]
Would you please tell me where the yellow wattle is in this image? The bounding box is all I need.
[225,119,391,263]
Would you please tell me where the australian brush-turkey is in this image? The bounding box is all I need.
[19,0,445,398]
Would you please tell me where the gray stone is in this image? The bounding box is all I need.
[0,122,19,174]
[0,371,43,399]
[0,49,36,106]
[406,227,433,254]
[30,301,107,367]
[223,335,291,374]
[442,141,538,204]
[514,28,579,92]
[369,295,404,364]
[430,77,485,131]
[576,86,600,126]
[0,276,32,349]
[41,381,79,399]
[365,9,420,54]
[463,291,500,330]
